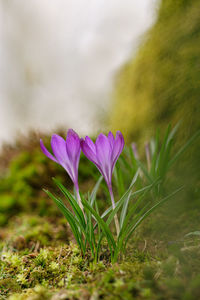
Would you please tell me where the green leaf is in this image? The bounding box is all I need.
[167,122,180,145]
[44,189,85,253]
[89,176,103,207]
[53,178,86,228]
[150,129,159,177]
[114,164,126,197]
[82,198,116,256]
[168,129,200,168]
[136,160,153,183]
[155,124,171,177]
[106,171,140,229]
[125,186,184,244]
[120,170,139,229]
[185,231,200,237]
[119,185,153,240]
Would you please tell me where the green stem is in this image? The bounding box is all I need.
[108,184,120,237]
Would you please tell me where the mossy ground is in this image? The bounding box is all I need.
[0,134,200,299]
[1,212,200,300]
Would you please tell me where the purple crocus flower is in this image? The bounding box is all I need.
[81,131,124,188]
[40,129,84,212]
[81,131,124,235]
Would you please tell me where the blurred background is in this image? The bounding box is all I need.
[0,1,200,298]
[0,0,156,145]
[0,0,199,227]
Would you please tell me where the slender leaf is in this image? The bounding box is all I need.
[89,176,103,207]
[120,170,139,229]
[168,129,200,168]
[125,186,183,244]
[44,189,85,253]
[82,199,116,255]
[53,178,86,228]
[136,160,153,183]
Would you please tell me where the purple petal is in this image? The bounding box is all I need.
[67,129,80,140]
[81,138,99,167]
[40,139,58,163]
[96,133,112,184]
[66,129,81,184]
[108,131,115,149]
[85,136,96,153]
[66,129,81,162]
[51,134,74,180]
[111,131,125,171]
[95,134,111,162]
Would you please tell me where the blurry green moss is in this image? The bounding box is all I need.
[111,0,200,144]
[0,212,199,300]
[0,133,98,225]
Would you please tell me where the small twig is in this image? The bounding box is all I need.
[58,246,63,261]
[142,239,147,252]
[34,241,40,253]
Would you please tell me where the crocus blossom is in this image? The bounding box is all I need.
[40,129,80,187]
[80,131,124,188]
[40,129,84,211]
[81,131,124,235]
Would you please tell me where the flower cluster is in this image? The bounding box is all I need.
[40,125,186,262]
[40,129,124,234]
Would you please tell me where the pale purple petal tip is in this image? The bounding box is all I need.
[131,142,139,159]
[108,131,115,148]
[67,128,80,139]
[40,139,58,163]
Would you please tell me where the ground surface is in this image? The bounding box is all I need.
[1,212,200,300]
[0,134,200,299]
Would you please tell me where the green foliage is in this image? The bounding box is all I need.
[0,127,199,298]
[44,126,195,263]
[0,134,98,226]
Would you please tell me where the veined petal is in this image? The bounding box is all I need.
[66,129,81,162]
[51,134,68,163]
[51,134,74,180]
[85,136,96,153]
[67,129,79,138]
[96,134,111,162]
[40,139,58,163]
[96,133,112,184]
[81,139,99,166]
[111,131,125,171]
[66,129,81,184]
[108,131,115,149]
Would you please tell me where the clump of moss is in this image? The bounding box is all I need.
[1,211,200,300]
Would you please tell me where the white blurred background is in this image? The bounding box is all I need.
[0,0,156,145]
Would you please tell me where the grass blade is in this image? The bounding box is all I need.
[120,170,139,229]
[125,186,184,244]
[82,199,116,255]
[53,178,86,228]
[168,129,200,168]
[89,176,103,207]
[44,189,85,253]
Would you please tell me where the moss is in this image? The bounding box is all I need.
[0,212,199,300]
